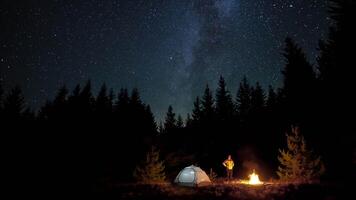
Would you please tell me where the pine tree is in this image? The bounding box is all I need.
[130,88,142,106]
[0,81,3,109]
[80,80,92,96]
[176,114,184,129]
[127,88,154,135]
[164,105,176,133]
[116,88,129,112]
[192,97,202,123]
[3,86,25,120]
[68,84,81,114]
[54,85,68,106]
[22,107,35,121]
[316,0,356,175]
[236,76,251,119]
[266,85,277,111]
[281,38,316,123]
[201,84,215,122]
[317,39,335,82]
[158,121,164,134]
[46,85,69,120]
[282,38,315,103]
[215,76,234,121]
[129,88,144,113]
[319,0,356,86]
[108,88,115,111]
[0,82,3,118]
[133,146,166,183]
[96,83,108,103]
[317,0,356,131]
[95,83,111,115]
[70,84,81,100]
[250,82,265,114]
[80,80,94,111]
[185,113,192,127]
[144,105,158,134]
[277,126,325,182]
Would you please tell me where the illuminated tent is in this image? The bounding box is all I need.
[174,165,211,187]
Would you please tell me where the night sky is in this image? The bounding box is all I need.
[0,0,329,120]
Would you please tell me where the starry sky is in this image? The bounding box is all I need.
[0,0,329,120]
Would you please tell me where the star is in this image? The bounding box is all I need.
[0,0,329,120]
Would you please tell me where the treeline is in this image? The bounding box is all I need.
[0,81,159,190]
[0,82,155,129]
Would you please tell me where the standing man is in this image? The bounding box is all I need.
[223,155,234,180]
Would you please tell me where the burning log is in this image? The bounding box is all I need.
[240,169,263,185]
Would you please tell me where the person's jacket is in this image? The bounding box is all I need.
[223,159,234,170]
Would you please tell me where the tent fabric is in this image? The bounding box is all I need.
[174,165,211,187]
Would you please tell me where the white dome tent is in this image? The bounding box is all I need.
[174,165,211,187]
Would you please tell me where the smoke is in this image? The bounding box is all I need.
[236,145,272,180]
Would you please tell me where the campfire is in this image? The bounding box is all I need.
[241,169,263,185]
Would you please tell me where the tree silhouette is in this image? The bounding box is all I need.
[95,83,112,118]
[22,107,35,121]
[2,86,25,120]
[0,82,3,118]
[185,113,192,128]
[281,38,316,122]
[130,88,142,106]
[70,84,81,101]
[176,115,184,129]
[266,85,277,111]
[191,97,202,126]
[54,85,69,105]
[67,84,81,120]
[115,88,129,117]
[128,88,144,120]
[236,76,251,121]
[125,88,157,137]
[315,0,356,179]
[201,84,215,123]
[317,0,356,122]
[39,85,69,120]
[53,85,69,118]
[317,39,335,83]
[158,121,164,134]
[277,126,325,182]
[282,38,315,99]
[215,76,234,121]
[143,105,157,134]
[164,105,176,133]
[108,88,115,111]
[79,80,94,117]
[250,82,265,115]
[0,81,3,108]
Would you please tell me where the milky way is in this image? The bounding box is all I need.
[0,0,329,120]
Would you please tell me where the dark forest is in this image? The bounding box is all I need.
[1,0,355,199]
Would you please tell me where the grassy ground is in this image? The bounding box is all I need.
[96,180,351,200]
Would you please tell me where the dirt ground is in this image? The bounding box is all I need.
[95,181,351,200]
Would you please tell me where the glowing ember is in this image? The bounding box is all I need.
[241,169,263,185]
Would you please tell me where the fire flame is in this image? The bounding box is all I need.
[241,169,263,185]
